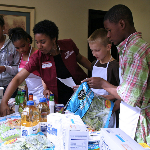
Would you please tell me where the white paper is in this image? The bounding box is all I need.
[57,77,76,88]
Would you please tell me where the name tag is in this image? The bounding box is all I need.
[42,61,52,69]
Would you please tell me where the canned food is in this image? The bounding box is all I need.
[55,104,64,114]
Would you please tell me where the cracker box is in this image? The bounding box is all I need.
[100,128,145,150]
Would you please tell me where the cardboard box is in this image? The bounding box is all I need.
[47,113,88,150]
[100,128,145,150]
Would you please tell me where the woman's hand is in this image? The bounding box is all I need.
[73,85,79,91]
[0,102,10,117]
[43,89,53,99]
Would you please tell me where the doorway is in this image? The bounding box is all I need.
[88,9,119,77]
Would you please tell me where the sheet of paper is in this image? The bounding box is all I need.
[57,77,76,88]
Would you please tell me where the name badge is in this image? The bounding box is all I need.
[42,61,52,69]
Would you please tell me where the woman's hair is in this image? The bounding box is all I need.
[0,15,4,27]
[104,4,134,27]
[33,20,59,41]
[88,28,111,46]
[8,27,32,44]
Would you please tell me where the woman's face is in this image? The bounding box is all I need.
[35,33,55,54]
[13,39,30,55]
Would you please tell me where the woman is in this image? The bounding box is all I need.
[0,20,91,116]
[0,15,20,98]
[8,27,45,104]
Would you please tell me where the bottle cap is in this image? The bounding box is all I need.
[22,90,26,95]
[39,98,47,103]
[27,101,34,106]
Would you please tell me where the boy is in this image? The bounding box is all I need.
[88,28,121,127]
[83,4,150,145]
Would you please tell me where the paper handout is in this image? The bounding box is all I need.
[57,77,76,88]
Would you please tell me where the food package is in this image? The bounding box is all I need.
[47,113,88,150]
[65,82,114,130]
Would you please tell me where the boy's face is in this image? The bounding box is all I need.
[104,19,124,46]
[89,41,110,62]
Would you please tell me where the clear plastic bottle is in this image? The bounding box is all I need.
[21,101,40,137]
[37,98,50,135]
[49,94,55,113]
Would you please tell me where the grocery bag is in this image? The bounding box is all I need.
[65,82,114,130]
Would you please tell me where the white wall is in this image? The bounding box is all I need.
[0,0,150,73]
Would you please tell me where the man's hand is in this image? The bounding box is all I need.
[82,77,104,89]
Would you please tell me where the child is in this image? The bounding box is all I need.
[87,28,121,127]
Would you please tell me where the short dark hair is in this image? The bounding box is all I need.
[33,20,59,41]
[104,4,134,26]
[8,27,32,44]
[0,15,4,27]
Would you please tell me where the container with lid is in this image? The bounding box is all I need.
[21,100,40,137]
[37,98,50,135]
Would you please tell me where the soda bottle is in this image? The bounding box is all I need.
[21,101,40,137]
[37,98,50,135]
[49,94,55,113]
[22,90,27,104]
[19,95,25,113]
[15,91,21,113]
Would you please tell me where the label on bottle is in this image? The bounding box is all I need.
[49,101,54,113]
[21,123,40,137]
[15,105,19,113]
[40,122,47,136]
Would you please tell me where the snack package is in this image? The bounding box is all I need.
[66,82,114,130]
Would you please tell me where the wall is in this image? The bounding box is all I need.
[0,0,150,73]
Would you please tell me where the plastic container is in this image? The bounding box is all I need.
[19,95,25,113]
[37,98,50,135]
[28,93,33,101]
[15,91,21,113]
[21,101,40,137]
[49,94,55,113]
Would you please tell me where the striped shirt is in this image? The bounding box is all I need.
[117,32,150,145]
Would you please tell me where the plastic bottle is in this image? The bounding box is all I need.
[37,98,50,135]
[22,90,27,104]
[15,91,21,113]
[21,101,40,137]
[28,93,33,101]
[19,95,25,113]
[49,94,55,113]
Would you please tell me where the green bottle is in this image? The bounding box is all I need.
[15,91,21,112]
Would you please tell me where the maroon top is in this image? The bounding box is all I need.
[24,39,88,103]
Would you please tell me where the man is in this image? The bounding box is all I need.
[83,4,150,145]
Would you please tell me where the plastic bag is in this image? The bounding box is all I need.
[66,82,114,131]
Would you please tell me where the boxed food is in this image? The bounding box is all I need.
[100,128,145,150]
[47,113,88,150]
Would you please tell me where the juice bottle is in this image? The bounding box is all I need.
[37,98,50,135]
[21,101,40,137]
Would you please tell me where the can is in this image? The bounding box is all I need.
[55,104,64,114]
